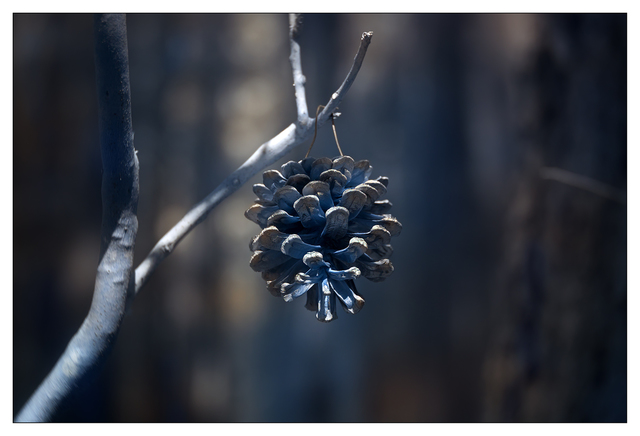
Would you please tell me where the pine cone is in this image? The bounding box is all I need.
[245,155,401,322]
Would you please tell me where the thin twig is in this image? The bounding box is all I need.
[540,167,626,205]
[317,31,373,127]
[330,114,344,156]
[134,19,374,296]
[304,105,324,158]
[305,105,344,158]
[16,14,139,422]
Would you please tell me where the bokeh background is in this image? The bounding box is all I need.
[13,13,627,422]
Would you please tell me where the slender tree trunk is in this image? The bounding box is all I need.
[16,14,139,422]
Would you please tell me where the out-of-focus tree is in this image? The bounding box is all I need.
[482,14,626,422]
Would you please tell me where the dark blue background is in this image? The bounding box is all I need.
[13,13,627,422]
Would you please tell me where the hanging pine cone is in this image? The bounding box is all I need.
[245,155,401,322]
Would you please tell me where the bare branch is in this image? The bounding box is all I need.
[16,14,373,422]
[16,14,139,422]
[135,124,299,293]
[134,22,374,296]
[540,167,626,205]
[289,13,309,123]
[317,31,373,125]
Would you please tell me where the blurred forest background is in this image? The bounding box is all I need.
[13,13,626,422]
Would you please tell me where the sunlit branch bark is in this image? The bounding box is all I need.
[16,13,139,422]
[16,13,373,421]
[134,18,373,296]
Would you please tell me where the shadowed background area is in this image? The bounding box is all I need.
[13,13,626,422]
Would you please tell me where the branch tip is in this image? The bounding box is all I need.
[289,13,303,40]
[316,28,373,126]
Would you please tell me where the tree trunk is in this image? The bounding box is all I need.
[482,14,626,422]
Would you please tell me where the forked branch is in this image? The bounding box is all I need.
[16,14,373,422]
[134,16,373,295]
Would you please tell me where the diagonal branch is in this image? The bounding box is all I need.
[135,124,298,293]
[16,14,139,422]
[16,14,373,422]
[134,18,373,296]
[317,31,373,125]
[540,167,626,204]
